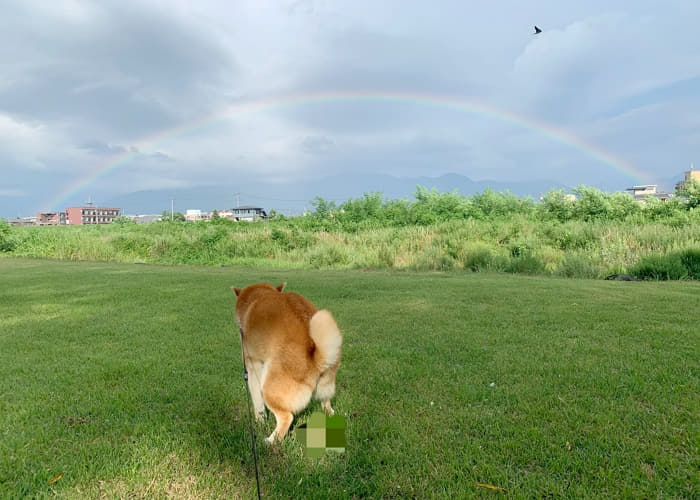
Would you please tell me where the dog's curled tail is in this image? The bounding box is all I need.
[309,310,342,371]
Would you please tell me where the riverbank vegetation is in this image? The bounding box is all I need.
[2,185,699,279]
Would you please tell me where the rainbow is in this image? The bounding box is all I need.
[46,90,653,210]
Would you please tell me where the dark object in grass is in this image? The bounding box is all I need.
[60,415,89,426]
[605,274,642,281]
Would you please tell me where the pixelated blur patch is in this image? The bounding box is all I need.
[296,411,346,457]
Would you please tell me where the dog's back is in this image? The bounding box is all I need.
[233,283,342,442]
[236,284,316,364]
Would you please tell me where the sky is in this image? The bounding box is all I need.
[1,0,699,216]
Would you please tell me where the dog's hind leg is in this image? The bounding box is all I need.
[265,407,294,444]
[245,359,267,421]
[262,369,313,443]
[314,364,338,416]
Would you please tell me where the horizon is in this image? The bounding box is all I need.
[3,170,689,219]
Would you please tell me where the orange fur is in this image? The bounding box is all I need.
[233,283,342,442]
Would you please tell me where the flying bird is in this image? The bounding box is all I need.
[534,26,542,35]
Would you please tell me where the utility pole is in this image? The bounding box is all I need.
[171,198,174,221]
[236,192,240,208]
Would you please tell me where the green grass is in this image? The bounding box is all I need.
[1,259,698,498]
[4,216,700,279]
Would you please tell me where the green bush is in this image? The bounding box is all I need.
[509,240,532,258]
[269,227,315,250]
[306,243,351,269]
[557,253,600,279]
[110,234,151,256]
[677,179,700,209]
[462,246,493,272]
[460,243,508,272]
[112,215,136,225]
[630,253,688,280]
[537,189,575,221]
[0,219,15,252]
[198,227,228,248]
[506,251,546,275]
[410,247,456,271]
[539,222,597,250]
[270,227,292,250]
[377,246,396,268]
[679,248,700,279]
[572,186,612,221]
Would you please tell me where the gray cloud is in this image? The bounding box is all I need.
[79,140,174,163]
[509,8,700,121]
[301,136,336,154]
[1,1,238,136]
[1,0,698,216]
[79,141,131,156]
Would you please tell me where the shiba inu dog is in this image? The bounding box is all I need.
[233,283,342,443]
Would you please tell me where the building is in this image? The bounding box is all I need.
[626,185,657,199]
[65,206,121,225]
[180,207,267,222]
[7,216,36,226]
[625,185,672,202]
[216,209,236,220]
[675,168,700,193]
[185,209,209,222]
[130,214,162,224]
[230,206,268,222]
[36,211,66,226]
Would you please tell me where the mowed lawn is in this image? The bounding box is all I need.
[0,259,698,499]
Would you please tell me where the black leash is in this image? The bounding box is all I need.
[239,326,262,500]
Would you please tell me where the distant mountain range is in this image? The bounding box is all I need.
[103,170,690,216]
[105,172,571,215]
[2,171,688,218]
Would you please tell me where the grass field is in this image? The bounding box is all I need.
[1,258,698,498]
[4,217,700,280]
